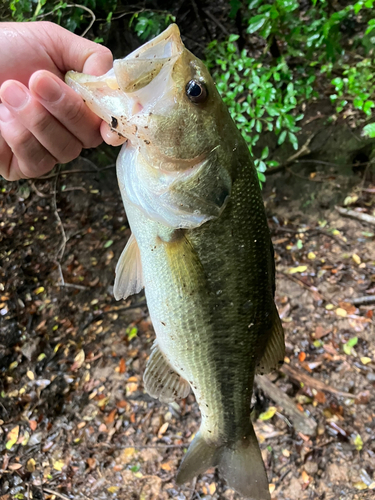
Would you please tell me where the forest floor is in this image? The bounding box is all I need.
[0,144,374,500]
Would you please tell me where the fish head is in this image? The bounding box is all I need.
[66,24,228,171]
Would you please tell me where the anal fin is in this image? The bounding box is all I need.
[256,303,285,375]
[144,341,190,403]
[114,234,144,301]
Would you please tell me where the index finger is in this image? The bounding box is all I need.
[39,21,113,76]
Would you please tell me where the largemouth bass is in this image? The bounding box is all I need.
[66,24,284,500]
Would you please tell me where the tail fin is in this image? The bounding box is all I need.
[176,428,270,500]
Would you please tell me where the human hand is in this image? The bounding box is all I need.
[0,21,114,180]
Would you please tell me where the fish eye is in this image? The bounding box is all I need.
[185,80,208,103]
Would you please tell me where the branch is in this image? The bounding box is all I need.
[335,206,375,227]
[255,375,317,437]
[281,363,356,399]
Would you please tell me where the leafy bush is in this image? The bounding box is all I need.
[7,0,116,35]
[203,0,375,182]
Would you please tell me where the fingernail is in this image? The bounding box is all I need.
[1,83,28,109]
[33,75,62,103]
[0,105,13,122]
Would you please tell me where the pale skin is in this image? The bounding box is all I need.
[0,22,126,181]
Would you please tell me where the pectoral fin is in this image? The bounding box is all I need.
[256,304,285,375]
[114,234,144,301]
[144,341,190,403]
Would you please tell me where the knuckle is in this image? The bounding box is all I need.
[64,99,85,126]
[57,139,82,163]
[30,110,52,136]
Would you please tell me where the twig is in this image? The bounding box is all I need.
[351,295,375,306]
[280,363,356,399]
[40,164,115,179]
[202,9,230,36]
[29,180,50,197]
[266,134,316,175]
[56,282,88,291]
[285,166,324,182]
[66,4,96,37]
[335,206,375,227]
[43,488,76,500]
[256,375,317,437]
[277,271,329,303]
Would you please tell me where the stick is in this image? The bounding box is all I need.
[43,488,77,500]
[351,295,375,306]
[277,271,329,303]
[255,375,317,437]
[335,206,375,226]
[280,363,355,399]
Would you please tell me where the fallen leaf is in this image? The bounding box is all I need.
[353,481,368,490]
[53,459,65,471]
[87,458,96,469]
[34,286,44,295]
[158,422,169,437]
[301,470,310,483]
[6,426,19,450]
[335,307,347,317]
[119,358,126,374]
[121,447,135,464]
[107,486,119,493]
[26,370,35,381]
[26,458,36,472]
[29,420,37,431]
[208,483,216,495]
[8,463,22,471]
[361,357,372,365]
[259,406,277,421]
[161,462,172,471]
[352,254,361,265]
[105,409,117,425]
[269,483,276,494]
[353,434,363,451]
[72,349,85,371]
[288,265,308,274]
[307,252,316,260]
[298,352,306,362]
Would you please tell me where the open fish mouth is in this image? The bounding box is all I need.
[114,24,184,93]
[65,24,184,126]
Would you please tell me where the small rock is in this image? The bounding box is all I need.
[304,461,319,475]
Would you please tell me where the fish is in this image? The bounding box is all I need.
[66,24,284,500]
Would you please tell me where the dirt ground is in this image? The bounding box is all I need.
[1,137,374,500]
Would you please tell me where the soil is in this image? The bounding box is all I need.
[1,3,375,499]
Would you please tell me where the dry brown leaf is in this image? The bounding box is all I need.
[119,358,126,374]
[8,463,22,471]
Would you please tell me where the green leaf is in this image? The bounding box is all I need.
[247,14,268,34]
[261,146,269,160]
[278,130,287,145]
[354,434,363,451]
[363,123,375,138]
[104,240,113,248]
[347,337,358,347]
[259,406,277,420]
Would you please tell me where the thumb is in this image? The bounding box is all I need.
[42,21,113,76]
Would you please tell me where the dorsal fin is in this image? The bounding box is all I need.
[114,234,144,301]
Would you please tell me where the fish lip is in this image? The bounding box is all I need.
[113,24,184,95]
[126,24,184,60]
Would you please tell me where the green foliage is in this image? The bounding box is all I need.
[7,0,117,34]
[363,122,375,138]
[129,11,175,41]
[206,0,375,183]
[206,35,313,181]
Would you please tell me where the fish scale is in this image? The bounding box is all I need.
[66,23,284,500]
